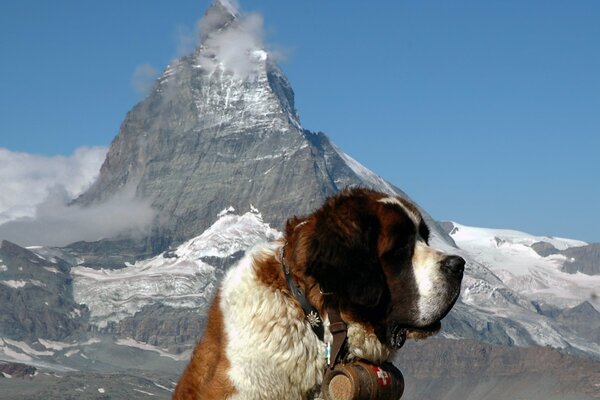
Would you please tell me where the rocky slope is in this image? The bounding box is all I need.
[0,240,88,342]
[397,339,600,400]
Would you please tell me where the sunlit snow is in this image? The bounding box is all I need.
[72,209,280,329]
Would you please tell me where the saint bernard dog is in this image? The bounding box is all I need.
[174,188,464,399]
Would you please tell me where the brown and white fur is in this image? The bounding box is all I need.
[174,188,464,399]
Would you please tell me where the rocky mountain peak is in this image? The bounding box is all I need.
[74,1,443,254]
[199,0,240,42]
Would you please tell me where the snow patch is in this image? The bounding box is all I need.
[133,388,156,396]
[217,206,236,217]
[0,279,47,288]
[450,222,600,311]
[0,280,27,289]
[153,382,174,393]
[115,338,190,361]
[2,338,54,356]
[332,144,396,195]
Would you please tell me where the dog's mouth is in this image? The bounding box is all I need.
[387,321,441,349]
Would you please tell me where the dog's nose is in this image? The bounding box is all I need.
[441,255,465,275]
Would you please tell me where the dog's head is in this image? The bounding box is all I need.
[286,188,464,348]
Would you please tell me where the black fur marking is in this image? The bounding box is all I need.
[418,220,430,244]
[306,189,386,310]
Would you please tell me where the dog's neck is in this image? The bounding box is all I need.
[278,242,392,365]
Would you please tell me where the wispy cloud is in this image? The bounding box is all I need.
[0,146,107,224]
[199,12,267,79]
[195,1,287,80]
[0,185,155,247]
[0,147,155,247]
[131,63,159,96]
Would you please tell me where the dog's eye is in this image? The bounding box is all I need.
[386,240,414,260]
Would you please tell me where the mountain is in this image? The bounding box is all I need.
[74,0,435,256]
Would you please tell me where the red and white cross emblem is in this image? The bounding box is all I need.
[373,366,390,387]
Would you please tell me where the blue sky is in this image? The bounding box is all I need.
[1,0,599,242]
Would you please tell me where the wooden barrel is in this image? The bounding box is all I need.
[323,361,404,400]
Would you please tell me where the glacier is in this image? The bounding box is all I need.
[72,208,280,329]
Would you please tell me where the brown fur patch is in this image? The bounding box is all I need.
[173,291,236,400]
[253,236,327,318]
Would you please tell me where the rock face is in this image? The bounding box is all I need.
[561,243,600,275]
[0,361,36,378]
[531,240,600,276]
[74,1,440,254]
[114,304,206,353]
[531,241,559,257]
[0,240,88,341]
[555,301,600,345]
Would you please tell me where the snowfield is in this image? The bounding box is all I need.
[450,222,598,309]
[72,208,280,328]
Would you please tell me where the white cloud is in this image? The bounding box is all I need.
[0,184,155,247]
[195,3,286,80]
[131,63,159,96]
[0,146,107,224]
[0,147,156,247]
[199,12,267,80]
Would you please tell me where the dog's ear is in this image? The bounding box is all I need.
[285,216,307,237]
[305,193,386,308]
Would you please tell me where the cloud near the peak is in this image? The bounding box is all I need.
[197,4,285,79]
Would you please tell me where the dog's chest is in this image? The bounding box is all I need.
[220,251,326,399]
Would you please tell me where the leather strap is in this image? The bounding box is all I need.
[278,244,348,368]
[326,304,347,369]
[280,245,325,341]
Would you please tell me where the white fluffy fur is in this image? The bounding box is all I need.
[221,244,325,399]
[412,241,448,325]
[219,243,394,399]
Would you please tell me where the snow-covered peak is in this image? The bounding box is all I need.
[177,209,281,259]
[449,221,598,311]
[448,222,587,251]
[331,143,397,196]
[72,208,281,328]
[199,0,239,43]
[196,0,267,81]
